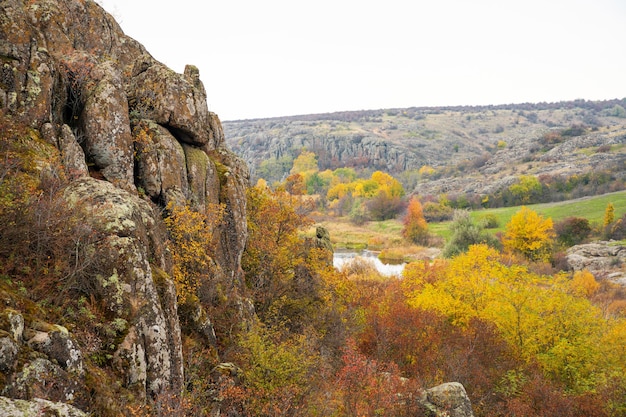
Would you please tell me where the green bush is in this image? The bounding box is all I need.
[423,201,454,222]
[443,210,500,258]
[554,217,591,247]
[480,213,500,229]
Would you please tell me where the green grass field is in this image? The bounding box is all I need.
[319,190,626,249]
[468,190,626,235]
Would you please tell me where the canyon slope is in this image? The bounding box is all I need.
[224,102,626,197]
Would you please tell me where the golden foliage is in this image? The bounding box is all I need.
[604,202,615,227]
[164,202,224,305]
[570,270,600,298]
[503,206,555,262]
[403,245,611,393]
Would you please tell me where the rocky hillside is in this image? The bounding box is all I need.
[224,102,626,197]
[0,0,249,413]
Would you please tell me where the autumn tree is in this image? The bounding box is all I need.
[290,149,318,175]
[348,198,368,225]
[366,191,404,221]
[334,338,413,417]
[604,202,615,227]
[508,175,543,205]
[371,171,404,198]
[284,173,306,195]
[164,202,224,306]
[258,155,293,185]
[402,197,429,244]
[242,184,313,314]
[235,322,319,416]
[503,206,555,262]
[554,217,591,247]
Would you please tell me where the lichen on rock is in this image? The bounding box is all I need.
[0,0,249,413]
[0,396,88,417]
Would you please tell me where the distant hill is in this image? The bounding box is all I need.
[224,99,626,200]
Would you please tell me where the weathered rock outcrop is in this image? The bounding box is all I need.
[566,241,626,285]
[420,382,475,417]
[0,0,249,412]
[63,177,184,397]
[0,396,88,417]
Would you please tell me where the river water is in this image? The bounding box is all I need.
[333,250,406,277]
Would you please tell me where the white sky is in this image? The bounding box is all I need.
[96,0,626,121]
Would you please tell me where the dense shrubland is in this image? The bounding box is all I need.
[5,109,626,416]
[214,181,626,416]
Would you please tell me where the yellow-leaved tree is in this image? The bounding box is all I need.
[164,203,224,306]
[503,206,555,262]
[604,202,615,227]
[403,244,608,393]
[290,150,318,175]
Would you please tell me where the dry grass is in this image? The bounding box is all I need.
[307,217,403,250]
[305,216,438,261]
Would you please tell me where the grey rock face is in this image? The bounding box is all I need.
[1,0,250,410]
[421,382,475,417]
[1,358,84,404]
[63,177,184,397]
[26,327,84,375]
[0,396,88,417]
[79,60,135,191]
[566,241,626,285]
[0,337,19,373]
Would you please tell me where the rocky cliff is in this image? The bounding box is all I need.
[0,1,477,415]
[0,0,248,412]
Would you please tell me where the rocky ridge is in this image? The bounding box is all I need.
[224,103,626,196]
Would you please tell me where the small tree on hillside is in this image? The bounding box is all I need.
[554,217,591,247]
[402,198,429,245]
[503,206,555,262]
[290,150,318,175]
[349,199,368,225]
[602,202,617,240]
[603,202,615,228]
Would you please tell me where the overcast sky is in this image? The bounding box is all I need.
[96,0,626,121]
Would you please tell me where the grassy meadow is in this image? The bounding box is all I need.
[314,190,626,256]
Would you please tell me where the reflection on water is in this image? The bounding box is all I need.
[333,250,405,277]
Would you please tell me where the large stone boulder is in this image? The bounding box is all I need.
[25,323,84,375]
[421,382,475,417]
[1,358,85,405]
[0,336,18,373]
[79,60,135,190]
[0,0,146,126]
[127,61,222,149]
[566,241,626,285]
[133,119,190,206]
